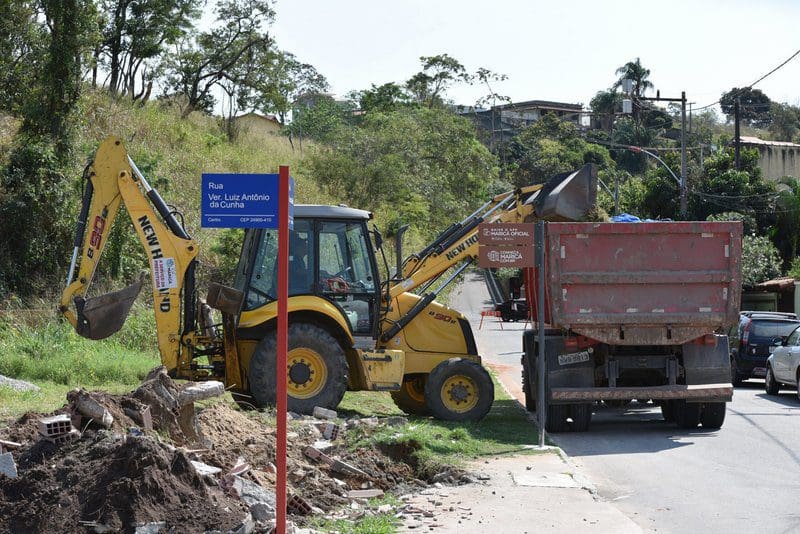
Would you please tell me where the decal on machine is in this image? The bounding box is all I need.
[558,351,591,366]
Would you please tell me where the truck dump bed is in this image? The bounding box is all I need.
[545,221,742,345]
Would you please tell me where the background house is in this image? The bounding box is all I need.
[233,112,282,138]
[740,136,800,181]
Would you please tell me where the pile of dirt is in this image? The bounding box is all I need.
[0,371,439,533]
[1,432,246,533]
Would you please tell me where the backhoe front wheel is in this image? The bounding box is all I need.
[391,374,430,416]
[248,323,348,415]
[425,359,494,422]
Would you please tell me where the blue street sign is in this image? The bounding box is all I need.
[201,173,294,229]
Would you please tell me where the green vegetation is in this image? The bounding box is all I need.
[345,375,541,479]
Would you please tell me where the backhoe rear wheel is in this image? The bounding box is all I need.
[425,359,494,422]
[248,323,348,415]
[391,374,430,416]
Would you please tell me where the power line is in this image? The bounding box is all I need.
[694,47,800,111]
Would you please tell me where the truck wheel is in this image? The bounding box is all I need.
[765,366,780,396]
[424,359,494,422]
[660,401,676,422]
[521,354,536,412]
[248,323,348,414]
[674,400,701,429]
[545,404,570,433]
[700,402,726,429]
[391,374,430,416]
[570,404,592,432]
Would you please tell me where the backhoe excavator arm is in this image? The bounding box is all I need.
[59,136,200,377]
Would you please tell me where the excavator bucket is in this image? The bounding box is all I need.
[528,164,598,222]
[74,277,144,340]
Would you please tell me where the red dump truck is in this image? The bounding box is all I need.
[521,221,743,432]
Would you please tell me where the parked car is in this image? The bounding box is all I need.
[765,324,800,401]
[729,312,800,385]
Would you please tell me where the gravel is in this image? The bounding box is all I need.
[0,375,40,392]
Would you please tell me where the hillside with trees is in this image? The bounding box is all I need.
[1,2,799,302]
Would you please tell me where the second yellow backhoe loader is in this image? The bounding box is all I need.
[60,136,596,421]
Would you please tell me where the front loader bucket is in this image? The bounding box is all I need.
[529,164,598,222]
[74,277,144,340]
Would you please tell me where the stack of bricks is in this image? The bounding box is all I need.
[38,414,80,445]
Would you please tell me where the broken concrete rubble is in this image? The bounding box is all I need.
[178,381,225,406]
[68,389,114,428]
[312,406,337,420]
[0,452,17,479]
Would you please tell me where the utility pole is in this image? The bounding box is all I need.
[734,98,741,171]
[636,89,689,218]
[680,91,687,218]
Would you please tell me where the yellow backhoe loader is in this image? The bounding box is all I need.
[60,136,596,421]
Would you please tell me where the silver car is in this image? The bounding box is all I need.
[766,325,800,401]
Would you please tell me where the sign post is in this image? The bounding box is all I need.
[201,171,293,534]
[535,221,547,448]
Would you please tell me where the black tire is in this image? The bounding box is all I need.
[660,400,676,422]
[391,374,430,416]
[570,403,592,432]
[248,323,348,414]
[545,403,570,433]
[765,365,780,396]
[700,402,726,429]
[424,359,494,422]
[731,358,743,386]
[675,400,701,429]
[521,354,536,412]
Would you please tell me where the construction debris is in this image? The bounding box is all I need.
[312,406,337,420]
[37,414,73,437]
[0,369,457,533]
[0,374,40,392]
[0,453,17,479]
[68,389,114,428]
[347,489,384,499]
[178,380,225,406]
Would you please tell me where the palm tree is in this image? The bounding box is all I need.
[614,57,654,98]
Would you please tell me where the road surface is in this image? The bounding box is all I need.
[451,272,800,534]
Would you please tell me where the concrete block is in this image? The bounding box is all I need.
[331,459,368,478]
[45,429,80,445]
[322,422,340,440]
[0,452,17,478]
[303,446,334,465]
[311,440,333,453]
[312,406,337,420]
[287,494,312,516]
[347,489,384,499]
[38,414,72,437]
[232,476,276,509]
[178,381,225,406]
[191,460,222,476]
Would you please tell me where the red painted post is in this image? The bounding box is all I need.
[276,165,290,533]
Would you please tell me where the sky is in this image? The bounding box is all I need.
[268,0,800,114]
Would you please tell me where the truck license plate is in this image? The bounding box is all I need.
[558,351,591,366]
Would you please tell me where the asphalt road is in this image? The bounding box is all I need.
[451,272,800,534]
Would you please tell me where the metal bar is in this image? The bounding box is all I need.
[536,221,546,447]
[550,384,733,401]
[276,166,290,534]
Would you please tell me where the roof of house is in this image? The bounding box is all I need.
[493,99,584,112]
[739,136,800,148]
[235,112,281,124]
[755,276,797,291]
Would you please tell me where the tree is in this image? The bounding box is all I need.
[305,107,500,235]
[614,58,653,98]
[771,177,800,266]
[0,0,46,115]
[164,0,273,117]
[741,235,782,288]
[590,90,621,134]
[720,87,772,128]
[768,102,800,142]
[405,54,470,108]
[352,82,412,113]
[97,0,198,100]
[284,95,350,144]
[611,117,661,173]
[248,47,328,125]
[504,113,613,187]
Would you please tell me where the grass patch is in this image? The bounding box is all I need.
[348,374,540,479]
[0,313,160,420]
[311,494,402,533]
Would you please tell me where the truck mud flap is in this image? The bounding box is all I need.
[522,330,594,405]
[683,334,732,386]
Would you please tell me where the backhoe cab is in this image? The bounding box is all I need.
[61,136,597,421]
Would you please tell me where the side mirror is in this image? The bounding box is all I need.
[771,337,784,347]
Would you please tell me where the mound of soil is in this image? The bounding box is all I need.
[0,372,442,533]
[1,433,246,533]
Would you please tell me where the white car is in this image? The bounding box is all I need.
[766,325,800,401]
